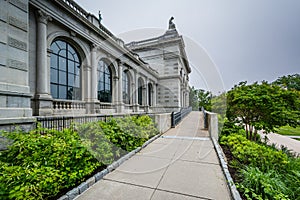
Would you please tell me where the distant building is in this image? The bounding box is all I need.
[0,0,191,129]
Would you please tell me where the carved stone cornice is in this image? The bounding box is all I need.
[36,10,52,25]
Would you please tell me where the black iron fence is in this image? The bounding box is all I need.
[36,113,145,131]
[171,107,192,128]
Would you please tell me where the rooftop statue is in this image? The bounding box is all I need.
[168,16,176,29]
[98,11,102,23]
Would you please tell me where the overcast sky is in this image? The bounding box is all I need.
[76,0,300,93]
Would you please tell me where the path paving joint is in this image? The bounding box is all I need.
[75,111,232,200]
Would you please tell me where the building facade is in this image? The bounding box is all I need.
[0,0,191,128]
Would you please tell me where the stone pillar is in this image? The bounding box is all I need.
[152,83,157,106]
[133,70,139,112]
[89,45,97,113]
[34,10,52,116]
[144,77,149,112]
[117,62,123,113]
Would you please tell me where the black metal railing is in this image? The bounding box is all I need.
[36,113,145,131]
[171,107,192,128]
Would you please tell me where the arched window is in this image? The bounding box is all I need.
[148,83,153,106]
[122,70,130,104]
[50,40,81,100]
[97,60,112,102]
[138,78,143,105]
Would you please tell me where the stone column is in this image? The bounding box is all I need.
[86,44,96,113]
[36,10,51,96]
[133,70,139,112]
[144,77,149,112]
[117,62,123,113]
[90,45,97,101]
[152,83,157,107]
[89,45,98,113]
[34,10,52,116]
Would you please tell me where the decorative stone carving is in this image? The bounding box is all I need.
[8,16,27,31]
[8,36,27,51]
[7,59,27,71]
[36,10,52,25]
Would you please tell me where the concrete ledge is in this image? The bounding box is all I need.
[212,138,242,200]
[59,132,163,200]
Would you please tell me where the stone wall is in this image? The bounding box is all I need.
[206,111,219,140]
[151,113,171,133]
[0,0,34,126]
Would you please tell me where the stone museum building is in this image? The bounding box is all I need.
[0,0,191,128]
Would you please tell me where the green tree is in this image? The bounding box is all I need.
[273,73,300,91]
[226,81,300,141]
[198,89,212,111]
[189,86,212,111]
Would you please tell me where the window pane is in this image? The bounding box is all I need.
[73,87,80,100]
[56,40,66,50]
[59,49,67,58]
[59,57,66,71]
[68,51,74,61]
[59,71,66,85]
[50,55,58,69]
[50,42,60,54]
[68,74,74,86]
[68,60,75,73]
[51,68,58,84]
[74,54,79,63]
[75,65,80,76]
[51,84,58,99]
[68,45,76,55]
[74,75,80,88]
[59,85,67,99]
[67,87,73,100]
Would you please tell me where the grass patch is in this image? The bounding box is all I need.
[275,126,300,136]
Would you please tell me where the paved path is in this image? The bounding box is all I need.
[259,132,300,155]
[76,112,231,200]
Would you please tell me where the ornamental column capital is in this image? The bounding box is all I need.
[36,10,52,25]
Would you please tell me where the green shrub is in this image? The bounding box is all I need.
[220,134,300,199]
[220,134,289,171]
[99,115,159,152]
[237,167,289,200]
[77,122,115,163]
[0,115,159,199]
[0,128,101,199]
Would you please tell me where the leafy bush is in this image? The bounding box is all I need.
[220,134,300,199]
[0,128,101,200]
[0,115,159,199]
[237,167,289,200]
[99,115,159,152]
[220,134,289,171]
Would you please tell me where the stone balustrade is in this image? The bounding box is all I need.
[99,102,115,110]
[53,100,85,110]
[61,0,89,19]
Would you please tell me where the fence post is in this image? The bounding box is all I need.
[171,112,175,128]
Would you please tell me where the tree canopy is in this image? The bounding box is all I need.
[226,81,300,141]
[273,73,300,91]
[189,87,212,111]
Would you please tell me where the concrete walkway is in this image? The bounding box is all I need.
[259,132,300,155]
[75,112,231,200]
